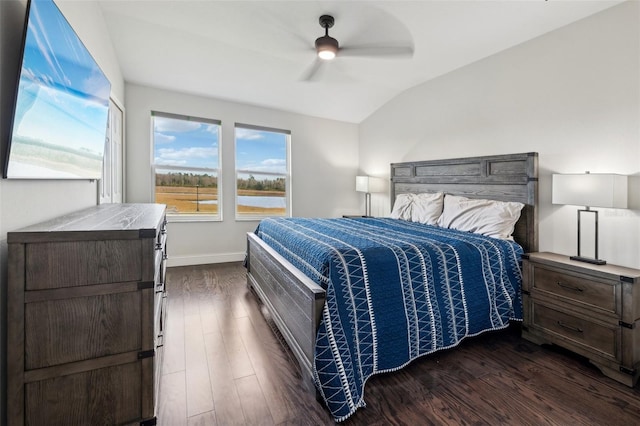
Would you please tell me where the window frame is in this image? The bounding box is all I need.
[234,123,291,221]
[151,111,222,222]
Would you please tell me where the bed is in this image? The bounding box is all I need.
[245,152,538,421]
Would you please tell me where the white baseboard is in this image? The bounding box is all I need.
[166,252,245,267]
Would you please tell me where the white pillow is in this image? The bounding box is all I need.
[437,194,524,240]
[410,192,444,225]
[390,192,444,225]
[390,193,413,221]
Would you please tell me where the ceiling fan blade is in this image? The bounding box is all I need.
[299,58,325,81]
[339,44,414,59]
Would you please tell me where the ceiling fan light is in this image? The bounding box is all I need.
[315,35,338,60]
[318,49,336,60]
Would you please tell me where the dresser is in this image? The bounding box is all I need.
[521,252,640,387]
[7,203,167,425]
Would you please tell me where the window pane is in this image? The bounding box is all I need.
[236,172,286,216]
[153,114,220,217]
[155,167,219,215]
[235,126,289,218]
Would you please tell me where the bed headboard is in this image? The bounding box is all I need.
[390,152,538,253]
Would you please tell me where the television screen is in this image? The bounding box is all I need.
[3,0,111,179]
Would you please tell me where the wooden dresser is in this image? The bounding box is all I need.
[522,252,640,387]
[7,203,167,425]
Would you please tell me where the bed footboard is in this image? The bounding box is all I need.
[246,232,325,390]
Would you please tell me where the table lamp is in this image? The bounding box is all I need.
[356,176,383,217]
[552,172,627,265]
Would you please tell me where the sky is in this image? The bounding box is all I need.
[154,115,219,171]
[154,118,288,176]
[12,0,111,155]
[235,127,287,175]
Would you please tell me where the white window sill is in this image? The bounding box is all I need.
[166,214,222,223]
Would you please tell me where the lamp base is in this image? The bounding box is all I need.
[570,255,606,266]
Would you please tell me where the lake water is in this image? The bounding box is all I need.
[196,195,285,208]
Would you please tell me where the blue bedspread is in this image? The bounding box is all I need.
[256,217,523,422]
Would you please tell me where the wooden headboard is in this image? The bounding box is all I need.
[390,152,538,253]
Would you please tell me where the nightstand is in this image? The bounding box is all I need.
[521,252,640,387]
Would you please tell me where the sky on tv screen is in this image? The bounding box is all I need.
[6,0,111,179]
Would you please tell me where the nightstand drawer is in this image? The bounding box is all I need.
[532,302,618,359]
[532,266,617,314]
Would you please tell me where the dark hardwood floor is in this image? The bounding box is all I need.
[159,262,640,425]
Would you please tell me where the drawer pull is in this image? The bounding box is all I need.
[138,350,155,359]
[557,321,583,334]
[556,281,583,292]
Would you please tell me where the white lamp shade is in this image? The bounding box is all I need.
[356,176,384,193]
[552,173,628,208]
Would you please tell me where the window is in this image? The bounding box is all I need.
[235,123,290,219]
[152,112,221,220]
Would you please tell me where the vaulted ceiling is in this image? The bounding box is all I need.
[98,1,621,123]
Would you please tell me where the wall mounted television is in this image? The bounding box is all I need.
[3,0,111,179]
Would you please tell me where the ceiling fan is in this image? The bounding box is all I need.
[301,14,414,81]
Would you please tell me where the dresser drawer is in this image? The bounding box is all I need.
[532,302,619,359]
[26,240,143,290]
[25,361,143,425]
[153,236,166,333]
[154,248,166,287]
[25,292,143,369]
[532,265,618,314]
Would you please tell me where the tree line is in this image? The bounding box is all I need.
[156,172,285,192]
[156,172,217,187]
[237,175,285,192]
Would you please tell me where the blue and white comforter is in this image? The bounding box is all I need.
[256,217,523,422]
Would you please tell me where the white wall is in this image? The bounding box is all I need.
[359,1,639,268]
[0,1,123,422]
[125,84,360,266]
